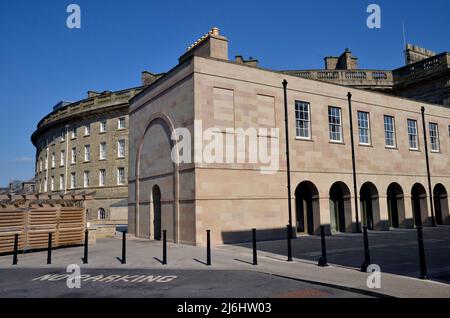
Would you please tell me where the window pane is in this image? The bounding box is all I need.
[407,119,418,149]
[328,107,342,142]
[357,111,370,145]
[384,116,396,147]
[295,101,310,139]
[429,123,439,152]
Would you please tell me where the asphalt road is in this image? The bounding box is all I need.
[234,226,450,282]
[0,268,372,298]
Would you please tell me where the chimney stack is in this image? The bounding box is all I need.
[179,27,229,63]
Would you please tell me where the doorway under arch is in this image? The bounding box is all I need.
[360,182,380,230]
[98,208,106,220]
[411,183,428,227]
[387,183,406,228]
[434,184,449,225]
[152,185,162,241]
[295,181,320,235]
[329,182,352,234]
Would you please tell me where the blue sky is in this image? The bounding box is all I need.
[0,0,449,186]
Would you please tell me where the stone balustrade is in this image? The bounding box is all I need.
[393,52,450,85]
[282,69,394,88]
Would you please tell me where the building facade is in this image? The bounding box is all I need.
[129,28,450,246]
[32,86,141,222]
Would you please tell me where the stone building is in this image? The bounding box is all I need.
[31,73,163,223]
[284,44,450,107]
[129,28,450,246]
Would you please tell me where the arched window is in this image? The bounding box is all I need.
[98,208,106,220]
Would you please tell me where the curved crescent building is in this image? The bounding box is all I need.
[31,72,163,223]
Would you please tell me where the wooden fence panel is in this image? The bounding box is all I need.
[0,209,26,253]
[0,207,85,253]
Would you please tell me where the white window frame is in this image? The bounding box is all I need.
[118,140,125,158]
[71,147,77,164]
[83,171,90,188]
[60,150,65,167]
[118,117,126,130]
[100,142,107,160]
[70,173,76,189]
[328,106,343,142]
[100,120,107,133]
[84,124,91,136]
[295,101,311,140]
[407,119,419,150]
[429,122,440,152]
[60,174,64,190]
[51,153,55,168]
[357,111,371,145]
[44,177,48,192]
[71,127,77,139]
[51,176,55,191]
[384,115,396,148]
[99,169,106,187]
[84,145,91,162]
[117,167,125,185]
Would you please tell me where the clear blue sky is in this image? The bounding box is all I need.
[0,0,449,186]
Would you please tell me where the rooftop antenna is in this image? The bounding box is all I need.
[402,21,407,50]
[402,21,408,64]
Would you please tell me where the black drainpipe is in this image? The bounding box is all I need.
[283,80,293,230]
[347,92,361,233]
[421,106,436,227]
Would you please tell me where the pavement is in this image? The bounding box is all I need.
[0,268,369,298]
[0,226,449,298]
[230,226,450,283]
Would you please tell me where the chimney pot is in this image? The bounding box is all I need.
[211,27,219,36]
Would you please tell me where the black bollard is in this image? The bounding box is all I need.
[318,226,328,267]
[121,230,127,264]
[252,229,258,266]
[12,234,19,265]
[360,226,371,272]
[83,229,88,264]
[206,230,211,266]
[416,226,429,280]
[162,230,167,265]
[287,225,293,262]
[47,232,52,265]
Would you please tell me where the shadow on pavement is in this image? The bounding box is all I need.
[230,226,450,281]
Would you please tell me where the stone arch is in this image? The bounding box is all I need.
[295,181,320,235]
[434,184,449,225]
[135,112,180,242]
[386,182,407,228]
[329,181,352,234]
[359,182,381,230]
[411,183,428,227]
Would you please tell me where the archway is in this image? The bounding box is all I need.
[387,183,405,228]
[98,208,106,220]
[411,183,428,227]
[434,184,449,225]
[360,182,380,230]
[135,113,179,242]
[295,181,320,235]
[152,185,162,240]
[329,182,352,233]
